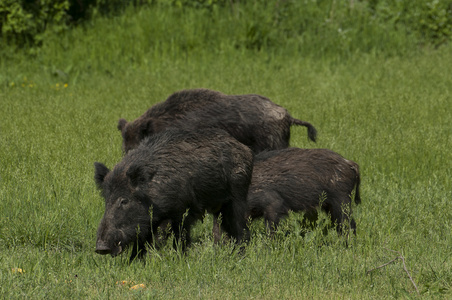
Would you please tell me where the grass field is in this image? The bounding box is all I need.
[1,3,451,299]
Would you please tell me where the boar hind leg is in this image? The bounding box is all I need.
[219,199,249,244]
[328,197,356,235]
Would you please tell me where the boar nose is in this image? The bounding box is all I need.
[95,240,111,255]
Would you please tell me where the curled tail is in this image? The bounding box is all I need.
[352,164,361,205]
[291,118,317,142]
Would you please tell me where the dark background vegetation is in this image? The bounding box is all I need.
[2,0,451,53]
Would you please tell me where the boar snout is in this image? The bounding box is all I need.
[95,239,123,257]
[95,240,112,255]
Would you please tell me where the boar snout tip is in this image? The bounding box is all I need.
[95,248,111,255]
[95,241,111,255]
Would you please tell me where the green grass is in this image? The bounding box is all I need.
[1,4,452,299]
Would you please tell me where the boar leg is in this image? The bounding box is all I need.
[327,196,356,235]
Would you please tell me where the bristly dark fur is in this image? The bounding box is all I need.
[247,147,361,235]
[117,89,317,154]
[94,128,253,260]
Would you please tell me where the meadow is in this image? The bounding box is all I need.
[1,2,451,299]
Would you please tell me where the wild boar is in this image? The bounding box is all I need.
[94,128,253,260]
[118,89,317,154]
[247,148,361,235]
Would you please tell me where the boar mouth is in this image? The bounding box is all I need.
[95,240,123,257]
[95,224,150,257]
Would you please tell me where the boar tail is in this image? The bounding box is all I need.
[291,118,317,142]
[352,164,361,205]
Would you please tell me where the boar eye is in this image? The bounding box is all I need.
[119,198,129,207]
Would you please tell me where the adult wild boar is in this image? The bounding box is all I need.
[94,128,253,260]
[247,148,361,235]
[117,89,317,154]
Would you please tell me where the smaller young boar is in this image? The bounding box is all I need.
[247,148,361,235]
[117,89,317,154]
[94,128,253,260]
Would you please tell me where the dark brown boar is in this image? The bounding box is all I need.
[117,89,317,154]
[94,128,253,260]
[247,148,361,235]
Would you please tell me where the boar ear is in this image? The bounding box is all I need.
[140,119,156,137]
[127,164,146,189]
[117,118,128,131]
[127,164,156,189]
[94,162,110,189]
